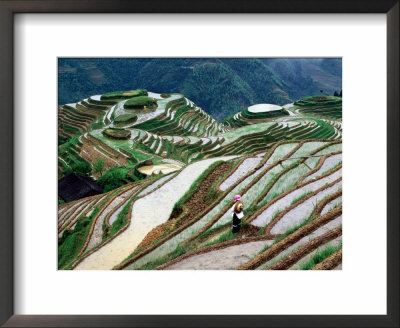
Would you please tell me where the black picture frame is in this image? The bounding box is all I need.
[0,1,398,327]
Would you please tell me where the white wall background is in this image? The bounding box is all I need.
[14,14,386,315]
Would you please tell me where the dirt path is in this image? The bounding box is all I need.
[74,156,237,270]
[251,168,342,227]
[166,240,274,270]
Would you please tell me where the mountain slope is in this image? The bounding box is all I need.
[58,89,342,270]
[58,58,342,121]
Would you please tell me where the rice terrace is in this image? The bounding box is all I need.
[58,58,342,270]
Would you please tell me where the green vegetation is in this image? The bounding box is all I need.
[204,229,236,247]
[58,136,92,177]
[199,222,231,239]
[198,127,279,159]
[133,101,198,135]
[275,214,319,243]
[102,197,135,240]
[62,125,81,136]
[170,161,224,218]
[58,134,70,145]
[130,149,153,162]
[97,166,145,192]
[70,161,91,176]
[114,113,138,127]
[204,162,236,204]
[256,242,272,255]
[240,107,289,120]
[58,70,342,271]
[92,158,105,176]
[59,58,341,121]
[290,191,313,205]
[300,241,342,270]
[294,96,342,120]
[58,207,99,269]
[219,122,276,144]
[101,89,147,100]
[124,96,157,110]
[88,97,117,106]
[131,109,227,163]
[90,119,104,130]
[321,161,342,176]
[140,245,188,270]
[102,127,131,140]
[58,104,99,139]
[59,136,80,151]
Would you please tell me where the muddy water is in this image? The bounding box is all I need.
[138,164,181,176]
[74,156,237,270]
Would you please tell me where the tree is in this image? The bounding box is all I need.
[71,161,91,177]
[97,167,127,192]
[93,158,105,176]
[334,91,339,97]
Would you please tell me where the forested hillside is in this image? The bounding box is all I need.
[58,58,341,121]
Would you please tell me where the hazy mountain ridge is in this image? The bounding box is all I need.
[58,58,341,121]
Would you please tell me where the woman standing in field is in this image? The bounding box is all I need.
[232,195,244,233]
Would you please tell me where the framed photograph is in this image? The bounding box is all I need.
[1,0,398,327]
